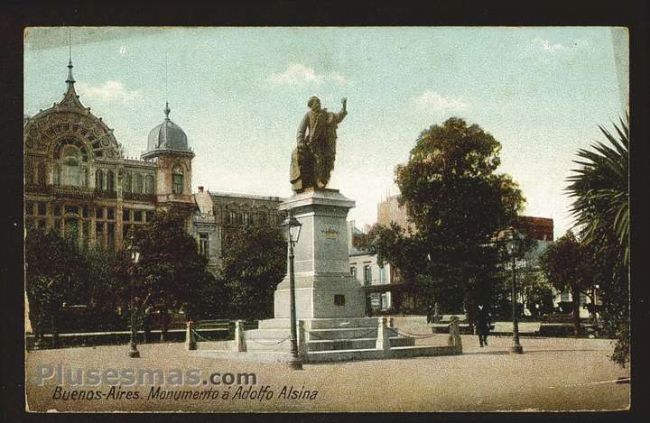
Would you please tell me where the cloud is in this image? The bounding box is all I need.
[268,64,324,85]
[330,72,352,86]
[76,80,142,104]
[268,64,352,86]
[414,90,469,112]
[532,37,589,54]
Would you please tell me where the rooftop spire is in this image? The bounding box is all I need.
[164,101,171,119]
[65,28,75,88]
[56,27,84,110]
[66,60,75,84]
[163,54,170,119]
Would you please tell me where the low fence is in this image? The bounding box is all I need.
[26,319,259,350]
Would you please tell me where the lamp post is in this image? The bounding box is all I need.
[127,242,141,358]
[281,210,303,370]
[504,226,524,354]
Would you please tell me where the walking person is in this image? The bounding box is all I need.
[476,304,491,347]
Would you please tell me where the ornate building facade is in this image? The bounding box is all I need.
[24,60,184,251]
[24,60,284,273]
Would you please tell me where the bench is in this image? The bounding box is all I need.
[492,322,541,335]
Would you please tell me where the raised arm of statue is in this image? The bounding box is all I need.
[332,97,348,124]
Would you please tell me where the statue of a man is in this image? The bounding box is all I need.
[290,96,347,193]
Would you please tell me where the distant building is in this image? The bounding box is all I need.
[192,188,285,272]
[377,195,414,232]
[347,221,393,313]
[515,216,553,242]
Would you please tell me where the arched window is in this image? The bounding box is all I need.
[53,164,61,185]
[172,166,184,194]
[95,169,104,190]
[135,174,144,193]
[107,170,115,192]
[124,172,132,192]
[25,160,38,184]
[37,162,46,186]
[62,145,82,186]
[145,175,154,194]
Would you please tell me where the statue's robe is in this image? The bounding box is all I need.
[290,107,347,192]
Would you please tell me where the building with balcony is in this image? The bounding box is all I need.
[24,59,283,274]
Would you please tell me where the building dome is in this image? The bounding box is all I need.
[145,102,190,154]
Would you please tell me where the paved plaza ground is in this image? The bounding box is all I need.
[24,332,630,413]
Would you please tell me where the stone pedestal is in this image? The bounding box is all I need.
[273,189,366,319]
[196,188,462,362]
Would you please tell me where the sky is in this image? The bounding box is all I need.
[24,27,628,238]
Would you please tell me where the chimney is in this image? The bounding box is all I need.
[198,186,204,193]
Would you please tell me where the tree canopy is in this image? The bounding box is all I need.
[364,118,525,315]
[127,205,212,317]
[221,225,286,319]
[25,228,86,337]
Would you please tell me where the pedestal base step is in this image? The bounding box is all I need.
[306,345,456,363]
[307,336,414,351]
[194,350,294,363]
[258,318,379,330]
[194,345,459,364]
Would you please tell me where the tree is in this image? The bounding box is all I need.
[359,223,426,285]
[518,269,555,320]
[382,118,524,316]
[25,228,87,343]
[539,231,594,336]
[221,225,286,319]
[80,248,127,331]
[358,223,433,315]
[127,205,213,338]
[566,117,629,365]
[568,117,629,265]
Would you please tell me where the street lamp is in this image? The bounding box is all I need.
[281,210,303,370]
[127,241,141,358]
[501,226,524,354]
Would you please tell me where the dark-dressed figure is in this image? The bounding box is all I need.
[476,304,491,347]
[290,96,347,192]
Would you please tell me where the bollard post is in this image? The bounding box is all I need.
[376,317,391,356]
[185,321,197,351]
[234,320,246,352]
[298,320,307,360]
[447,316,463,354]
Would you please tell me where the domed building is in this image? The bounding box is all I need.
[24,59,285,273]
[24,59,195,254]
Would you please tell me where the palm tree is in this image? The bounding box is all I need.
[567,116,629,265]
[566,116,629,366]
